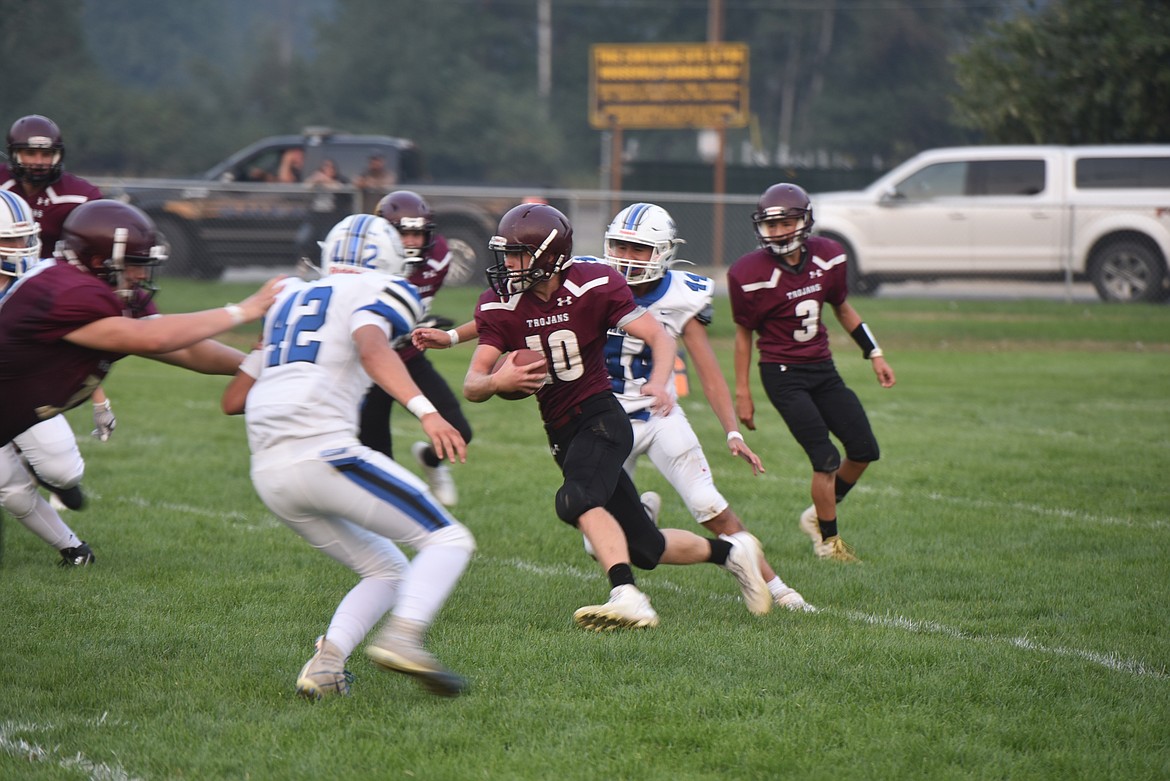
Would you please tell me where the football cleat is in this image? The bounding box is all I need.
[573,584,659,631]
[296,635,353,700]
[639,491,662,526]
[366,618,467,697]
[720,532,772,615]
[774,587,815,612]
[815,535,860,563]
[57,542,94,567]
[412,441,457,507]
[798,504,820,543]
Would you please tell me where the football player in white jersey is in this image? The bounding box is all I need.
[223,213,475,699]
[596,203,810,611]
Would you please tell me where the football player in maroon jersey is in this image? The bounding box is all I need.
[358,191,473,507]
[728,183,896,563]
[0,201,281,561]
[464,203,773,631]
[0,115,103,256]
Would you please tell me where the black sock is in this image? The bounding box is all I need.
[607,563,635,588]
[835,476,855,504]
[707,538,731,566]
[818,518,838,540]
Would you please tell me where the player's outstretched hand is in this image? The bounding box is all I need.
[237,276,287,323]
[420,413,467,464]
[727,435,765,476]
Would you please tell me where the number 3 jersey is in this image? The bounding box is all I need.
[245,273,424,453]
[604,267,715,415]
[727,235,850,364]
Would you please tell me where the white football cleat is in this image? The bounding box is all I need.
[573,584,659,631]
[720,532,772,616]
[366,617,467,697]
[412,441,457,507]
[774,587,815,612]
[295,635,353,700]
[639,491,662,526]
[799,504,820,544]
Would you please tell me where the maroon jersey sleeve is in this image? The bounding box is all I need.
[474,262,638,425]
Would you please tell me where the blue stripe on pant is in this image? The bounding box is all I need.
[327,454,450,532]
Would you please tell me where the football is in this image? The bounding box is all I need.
[492,348,546,400]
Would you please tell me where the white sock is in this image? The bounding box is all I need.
[326,578,399,657]
[16,494,80,550]
[392,544,472,627]
[767,576,792,599]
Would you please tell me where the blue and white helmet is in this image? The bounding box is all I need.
[0,189,42,277]
[603,202,684,285]
[320,214,407,276]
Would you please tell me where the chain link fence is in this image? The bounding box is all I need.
[91,178,1145,302]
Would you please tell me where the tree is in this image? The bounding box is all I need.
[952,0,1170,143]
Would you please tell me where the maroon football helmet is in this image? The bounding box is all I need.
[752,183,814,256]
[486,203,573,295]
[376,190,436,262]
[7,115,65,186]
[60,200,167,307]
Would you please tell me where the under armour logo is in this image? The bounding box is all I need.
[557,296,574,307]
[809,269,824,279]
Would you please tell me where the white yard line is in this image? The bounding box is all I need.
[494,556,1168,681]
[0,719,142,781]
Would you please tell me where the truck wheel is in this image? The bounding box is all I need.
[820,232,879,296]
[1089,237,1169,303]
[154,216,222,280]
[442,222,491,287]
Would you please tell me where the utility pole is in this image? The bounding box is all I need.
[709,0,727,267]
[538,0,552,118]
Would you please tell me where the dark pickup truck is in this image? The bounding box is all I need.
[91,128,517,284]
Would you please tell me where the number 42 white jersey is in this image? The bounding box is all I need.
[606,269,715,414]
[245,273,424,453]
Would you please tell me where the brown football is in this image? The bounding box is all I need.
[492,348,546,400]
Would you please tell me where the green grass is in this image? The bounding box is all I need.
[2,280,1168,780]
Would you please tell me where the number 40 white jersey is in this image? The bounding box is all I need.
[245,273,424,453]
[606,268,715,415]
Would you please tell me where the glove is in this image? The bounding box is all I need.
[92,399,117,442]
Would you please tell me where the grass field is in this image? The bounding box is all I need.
[2,279,1168,780]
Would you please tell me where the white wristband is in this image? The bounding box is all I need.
[446,328,460,346]
[727,431,744,443]
[94,399,111,410]
[225,304,246,326]
[868,348,884,359]
[405,394,438,419]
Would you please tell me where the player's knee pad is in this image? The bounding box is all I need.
[808,441,842,474]
[555,482,605,526]
[845,438,880,464]
[0,480,40,518]
[423,522,476,555]
[627,529,666,570]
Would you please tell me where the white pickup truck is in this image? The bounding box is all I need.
[810,145,1170,302]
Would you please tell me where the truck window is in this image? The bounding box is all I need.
[892,162,966,200]
[1076,157,1170,188]
[967,159,1045,196]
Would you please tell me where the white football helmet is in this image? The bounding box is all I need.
[0,189,42,277]
[320,214,407,276]
[603,203,684,285]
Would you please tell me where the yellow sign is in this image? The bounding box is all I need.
[590,43,750,130]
